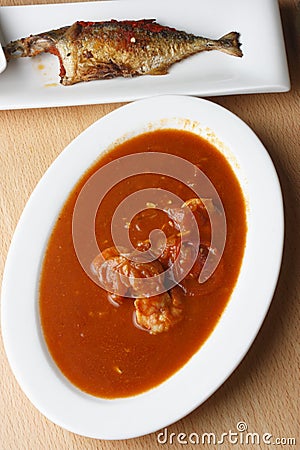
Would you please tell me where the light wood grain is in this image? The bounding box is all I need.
[0,1,299,449]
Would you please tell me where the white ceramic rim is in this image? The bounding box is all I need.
[1,95,284,439]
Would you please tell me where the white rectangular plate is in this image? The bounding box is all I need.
[0,0,290,110]
[0,43,7,73]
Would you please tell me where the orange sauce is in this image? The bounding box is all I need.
[39,129,247,398]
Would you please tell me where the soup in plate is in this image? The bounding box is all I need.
[39,128,247,398]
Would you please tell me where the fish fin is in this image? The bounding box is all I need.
[147,65,169,75]
[65,21,82,40]
[218,32,243,57]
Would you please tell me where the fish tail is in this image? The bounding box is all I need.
[216,32,243,57]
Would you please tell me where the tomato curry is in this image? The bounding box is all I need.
[39,129,247,398]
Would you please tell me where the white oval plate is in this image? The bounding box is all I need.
[1,96,284,440]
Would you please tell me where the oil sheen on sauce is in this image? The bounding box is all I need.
[39,129,247,398]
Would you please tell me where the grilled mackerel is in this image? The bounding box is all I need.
[4,19,243,86]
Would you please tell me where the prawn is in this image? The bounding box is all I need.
[134,287,183,335]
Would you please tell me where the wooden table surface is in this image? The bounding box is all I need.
[0,0,299,449]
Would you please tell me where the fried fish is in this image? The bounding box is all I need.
[4,19,243,86]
